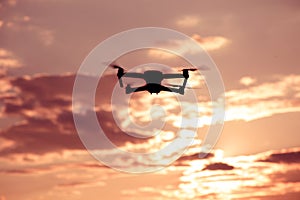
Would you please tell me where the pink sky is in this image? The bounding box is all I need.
[0,0,300,199]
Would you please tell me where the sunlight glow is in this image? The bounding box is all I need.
[214,149,224,161]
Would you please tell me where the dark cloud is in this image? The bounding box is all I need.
[2,74,75,115]
[0,108,144,156]
[0,158,108,175]
[203,162,234,171]
[57,181,91,188]
[1,169,34,175]
[176,152,214,165]
[76,162,104,169]
[259,150,300,163]
[0,167,52,175]
[0,116,84,155]
[0,73,155,156]
[270,169,300,183]
[2,73,118,115]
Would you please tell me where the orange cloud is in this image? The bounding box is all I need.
[4,14,55,46]
[239,76,257,86]
[114,74,300,137]
[38,29,55,46]
[0,48,21,68]
[192,34,229,51]
[1,147,299,200]
[148,34,229,59]
[0,138,15,152]
[1,72,299,174]
[226,74,300,121]
[176,15,200,28]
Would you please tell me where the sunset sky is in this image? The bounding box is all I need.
[0,0,300,199]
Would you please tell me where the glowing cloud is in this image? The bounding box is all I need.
[38,29,55,46]
[239,76,257,86]
[226,74,300,121]
[0,48,21,68]
[148,34,229,59]
[192,34,229,51]
[176,16,200,28]
[114,74,300,135]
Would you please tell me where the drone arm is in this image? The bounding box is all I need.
[116,72,143,88]
[118,78,124,87]
[123,72,144,79]
[174,75,189,95]
[163,74,184,79]
[163,71,191,94]
[182,78,188,88]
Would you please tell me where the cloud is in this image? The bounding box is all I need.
[176,16,200,28]
[176,152,214,164]
[3,13,55,47]
[0,48,21,69]
[56,180,106,189]
[0,104,145,157]
[148,34,229,59]
[0,74,86,155]
[0,73,157,157]
[258,148,300,163]
[0,137,15,151]
[239,76,257,86]
[192,34,229,51]
[93,72,300,159]
[114,74,300,133]
[1,72,299,171]
[0,117,84,155]
[226,74,300,121]
[1,167,52,175]
[1,143,299,200]
[270,169,300,183]
[2,74,75,117]
[0,77,17,101]
[203,162,234,170]
[167,147,300,200]
[37,29,55,46]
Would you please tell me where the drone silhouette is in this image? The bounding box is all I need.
[111,64,200,95]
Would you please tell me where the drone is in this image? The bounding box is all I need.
[111,64,200,95]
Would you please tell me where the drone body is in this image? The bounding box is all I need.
[112,64,197,95]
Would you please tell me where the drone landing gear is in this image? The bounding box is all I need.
[179,86,184,95]
[125,84,134,94]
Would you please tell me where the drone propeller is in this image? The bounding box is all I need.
[103,62,126,87]
[110,64,125,71]
[180,68,198,71]
[178,65,209,71]
[102,62,126,71]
